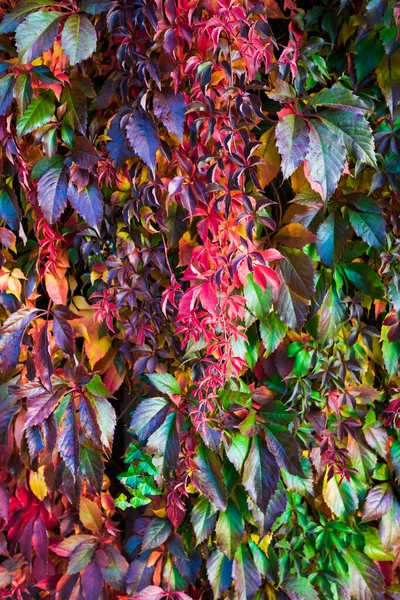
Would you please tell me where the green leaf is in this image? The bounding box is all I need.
[321,109,377,168]
[206,550,232,598]
[86,374,113,398]
[390,438,400,481]
[61,14,97,65]
[348,209,386,249]
[259,312,287,356]
[232,544,261,600]
[141,519,172,552]
[306,118,346,201]
[129,397,169,443]
[354,31,385,83]
[216,499,244,559]
[382,326,400,380]
[191,444,227,511]
[16,90,55,137]
[101,545,129,590]
[282,575,320,600]
[309,85,369,112]
[147,411,179,476]
[0,0,54,34]
[341,262,385,299]
[322,474,358,518]
[190,496,216,545]
[318,285,347,343]
[364,527,395,561]
[242,435,279,512]
[0,74,14,116]
[244,273,272,320]
[259,400,294,426]
[348,550,385,600]
[316,211,349,268]
[80,443,104,493]
[264,424,304,477]
[275,114,309,179]
[15,11,61,63]
[147,373,181,395]
[376,53,400,117]
[226,432,250,471]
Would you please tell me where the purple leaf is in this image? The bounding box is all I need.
[37,162,68,224]
[0,74,14,116]
[126,110,160,174]
[153,91,186,142]
[32,322,53,390]
[53,313,75,358]
[0,308,38,376]
[275,114,309,179]
[71,135,100,168]
[68,181,103,229]
[58,399,80,476]
[81,558,104,600]
[24,387,65,428]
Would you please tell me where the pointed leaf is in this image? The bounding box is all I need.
[142,519,172,552]
[190,496,216,545]
[232,544,261,600]
[242,435,279,513]
[275,114,309,179]
[316,211,349,268]
[15,11,61,63]
[61,14,97,65]
[216,499,244,559]
[321,109,377,168]
[206,550,232,599]
[16,90,55,137]
[68,182,103,229]
[323,473,358,518]
[126,110,159,174]
[348,550,385,600]
[37,161,68,224]
[191,444,227,511]
[129,397,169,442]
[264,424,304,477]
[58,399,80,476]
[348,208,386,249]
[153,91,186,142]
[0,74,14,116]
[309,86,369,112]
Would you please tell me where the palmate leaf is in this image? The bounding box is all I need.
[15,11,61,64]
[61,14,97,65]
[275,114,309,179]
[306,118,346,201]
[16,90,55,138]
[309,85,370,112]
[318,285,347,343]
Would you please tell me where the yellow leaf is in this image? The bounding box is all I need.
[30,468,48,501]
[255,127,280,188]
[79,497,103,534]
[45,271,68,304]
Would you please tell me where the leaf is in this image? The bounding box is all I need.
[25,388,64,427]
[259,312,287,356]
[95,396,116,453]
[101,545,129,590]
[342,262,385,299]
[71,135,100,168]
[362,483,393,522]
[79,497,103,534]
[129,397,169,442]
[364,526,395,562]
[81,558,104,600]
[147,411,180,476]
[16,90,55,137]
[32,322,53,389]
[264,424,304,477]
[322,473,358,518]
[147,373,181,395]
[190,496,216,545]
[275,114,309,179]
[15,11,61,63]
[58,399,80,476]
[61,14,97,65]
[279,247,315,299]
[0,0,53,33]
[282,575,320,600]
[316,211,349,268]
[306,118,346,201]
[275,223,318,248]
[53,312,75,358]
[376,53,400,116]
[37,160,68,224]
[391,439,400,481]
[0,186,21,231]
[309,86,369,112]
[216,499,244,559]
[348,209,386,249]
[126,110,160,174]
[232,544,261,600]
[318,285,347,343]
[130,587,166,600]
[242,435,279,513]
[321,109,377,168]
[79,0,113,14]
[348,550,385,600]
[379,497,400,552]
[206,550,232,599]
[191,444,227,511]
[244,273,272,321]
[68,182,104,229]
[141,518,172,552]
[80,443,104,493]
[153,91,186,142]
[0,308,38,376]
[60,76,89,134]
[226,432,250,471]
[0,74,14,116]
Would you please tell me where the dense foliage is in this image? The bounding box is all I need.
[0,0,399,598]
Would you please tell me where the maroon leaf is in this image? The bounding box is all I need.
[0,308,38,377]
[53,313,75,358]
[32,516,48,566]
[32,322,53,390]
[81,558,104,600]
[71,136,100,168]
[24,388,65,428]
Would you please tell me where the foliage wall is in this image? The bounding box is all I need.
[0,0,399,598]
